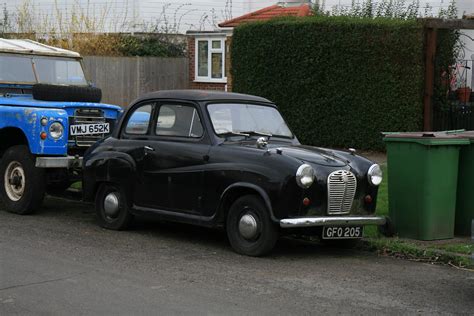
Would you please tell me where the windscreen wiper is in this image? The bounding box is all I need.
[217,131,250,139]
[238,131,273,138]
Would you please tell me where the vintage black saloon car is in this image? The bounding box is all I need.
[83,90,386,256]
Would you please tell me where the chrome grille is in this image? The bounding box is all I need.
[69,108,107,147]
[327,170,357,214]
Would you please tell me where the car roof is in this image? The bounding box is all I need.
[0,38,80,58]
[134,89,273,104]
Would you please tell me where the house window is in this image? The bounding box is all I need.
[195,38,226,82]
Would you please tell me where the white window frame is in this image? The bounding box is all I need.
[194,37,227,83]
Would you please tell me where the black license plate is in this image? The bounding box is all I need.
[322,226,363,239]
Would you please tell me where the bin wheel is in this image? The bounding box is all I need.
[378,216,395,237]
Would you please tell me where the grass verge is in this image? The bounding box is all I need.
[363,164,474,270]
[361,237,474,270]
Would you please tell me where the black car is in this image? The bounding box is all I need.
[83,90,385,256]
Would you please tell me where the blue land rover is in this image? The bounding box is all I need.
[0,39,121,214]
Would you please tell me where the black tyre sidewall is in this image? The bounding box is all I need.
[0,145,45,214]
[95,183,133,230]
[226,195,278,256]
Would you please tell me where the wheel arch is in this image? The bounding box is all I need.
[83,152,137,202]
[0,127,30,158]
[217,182,278,224]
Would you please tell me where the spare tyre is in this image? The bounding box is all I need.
[33,84,102,103]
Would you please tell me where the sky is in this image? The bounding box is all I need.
[2,0,276,33]
[2,0,473,34]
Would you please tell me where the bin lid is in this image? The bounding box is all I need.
[436,130,474,142]
[383,132,470,146]
[449,131,474,142]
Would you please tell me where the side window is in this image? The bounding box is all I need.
[125,104,152,135]
[155,104,203,138]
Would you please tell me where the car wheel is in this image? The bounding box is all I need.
[0,145,45,214]
[95,183,133,230]
[226,195,278,256]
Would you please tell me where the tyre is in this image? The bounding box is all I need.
[0,145,45,214]
[33,84,102,103]
[226,195,278,256]
[95,183,133,230]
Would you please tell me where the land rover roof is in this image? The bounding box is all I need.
[0,38,80,58]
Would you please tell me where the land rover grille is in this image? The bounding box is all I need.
[68,108,113,148]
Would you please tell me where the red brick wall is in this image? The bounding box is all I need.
[187,36,232,91]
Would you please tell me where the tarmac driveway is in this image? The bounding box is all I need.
[0,197,473,315]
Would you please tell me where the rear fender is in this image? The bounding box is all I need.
[83,151,137,201]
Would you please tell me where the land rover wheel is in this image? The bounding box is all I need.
[226,195,278,257]
[95,183,133,230]
[0,145,45,214]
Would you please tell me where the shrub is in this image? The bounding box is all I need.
[231,16,427,150]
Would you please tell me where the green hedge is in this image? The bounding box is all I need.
[231,16,426,150]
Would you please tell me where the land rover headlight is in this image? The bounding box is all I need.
[49,122,64,140]
[296,164,315,189]
[368,164,383,186]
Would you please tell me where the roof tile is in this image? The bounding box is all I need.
[218,4,311,28]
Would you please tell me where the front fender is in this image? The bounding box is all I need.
[218,182,279,223]
[0,105,68,155]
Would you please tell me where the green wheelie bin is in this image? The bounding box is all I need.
[453,131,474,236]
[383,133,469,240]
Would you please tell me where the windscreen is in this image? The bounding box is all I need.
[0,55,36,83]
[208,103,293,138]
[0,54,87,85]
[34,57,87,85]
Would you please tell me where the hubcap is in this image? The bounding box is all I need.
[4,161,25,202]
[103,192,120,218]
[239,213,259,240]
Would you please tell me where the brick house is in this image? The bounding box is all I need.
[186,1,312,92]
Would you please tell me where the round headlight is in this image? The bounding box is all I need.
[368,164,383,186]
[49,122,64,140]
[296,164,315,189]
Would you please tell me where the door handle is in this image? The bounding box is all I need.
[144,146,155,152]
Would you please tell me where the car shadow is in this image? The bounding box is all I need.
[37,197,368,260]
[130,216,364,259]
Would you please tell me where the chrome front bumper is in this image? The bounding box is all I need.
[280,216,386,228]
[36,156,83,169]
